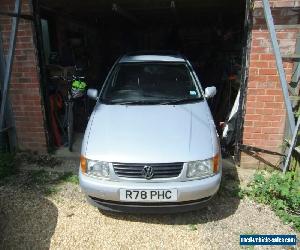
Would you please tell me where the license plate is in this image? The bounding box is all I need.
[120,189,177,202]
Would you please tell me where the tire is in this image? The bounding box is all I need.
[67,102,74,151]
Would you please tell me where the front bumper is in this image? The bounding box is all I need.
[87,196,214,213]
[79,171,221,213]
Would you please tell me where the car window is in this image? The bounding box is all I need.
[101,62,202,104]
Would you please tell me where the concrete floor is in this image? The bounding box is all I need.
[54,133,83,158]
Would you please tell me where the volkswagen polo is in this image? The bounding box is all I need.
[79,52,222,213]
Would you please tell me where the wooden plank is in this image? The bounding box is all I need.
[282,54,300,59]
[275,25,300,29]
[289,96,300,101]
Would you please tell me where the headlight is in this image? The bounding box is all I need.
[80,156,110,178]
[186,154,220,179]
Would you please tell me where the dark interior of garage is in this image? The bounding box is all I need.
[36,0,248,153]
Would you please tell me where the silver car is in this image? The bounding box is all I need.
[79,52,222,213]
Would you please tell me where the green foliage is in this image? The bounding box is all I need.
[188,224,198,231]
[29,170,79,185]
[0,153,17,180]
[58,172,79,184]
[218,171,244,199]
[29,170,52,185]
[27,170,78,196]
[244,170,300,231]
[27,170,59,196]
[43,186,60,196]
[294,109,300,118]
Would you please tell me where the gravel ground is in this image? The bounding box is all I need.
[0,161,298,250]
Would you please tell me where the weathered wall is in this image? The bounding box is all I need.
[0,0,47,152]
[241,0,300,168]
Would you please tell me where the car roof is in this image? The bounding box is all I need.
[119,51,186,63]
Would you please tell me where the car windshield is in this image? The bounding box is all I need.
[101,62,203,104]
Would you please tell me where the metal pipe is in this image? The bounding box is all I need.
[0,0,21,131]
[292,34,300,88]
[262,0,296,133]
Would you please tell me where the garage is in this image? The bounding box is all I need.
[1,0,299,168]
[1,3,300,245]
[36,0,249,154]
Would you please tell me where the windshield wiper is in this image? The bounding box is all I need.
[109,100,155,105]
[102,97,204,105]
[160,97,204,105]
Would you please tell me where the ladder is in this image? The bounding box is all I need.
[261,0,300,172]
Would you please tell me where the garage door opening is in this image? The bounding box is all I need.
[36,0,249,155]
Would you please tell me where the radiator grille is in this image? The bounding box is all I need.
[113,163,183,179]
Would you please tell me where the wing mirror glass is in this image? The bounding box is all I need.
[87,88,98,100]
[204,86,217,99]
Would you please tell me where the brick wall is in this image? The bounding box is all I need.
[241,0,300,168]
[0,0,47,152]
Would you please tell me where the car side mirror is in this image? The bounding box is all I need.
[204,86,217,99]
[87,88,98,100]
